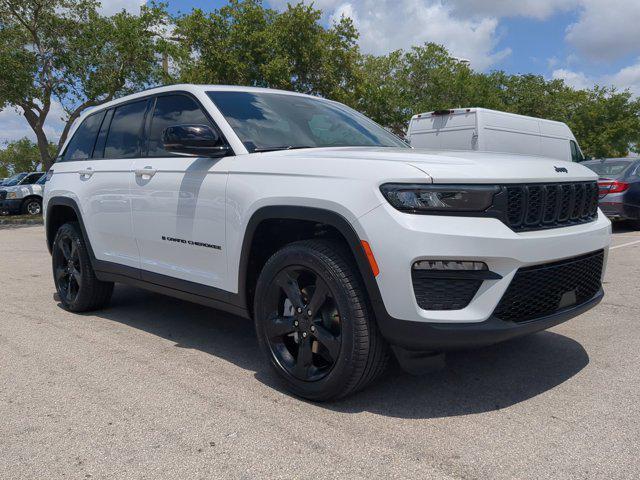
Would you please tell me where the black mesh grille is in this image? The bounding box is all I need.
[494,250,604,323]
[412,271,482,310]
[505,182,598,232]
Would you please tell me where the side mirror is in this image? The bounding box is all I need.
[162,124,231,157]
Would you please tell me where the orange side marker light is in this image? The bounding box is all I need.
[360,240,380,277]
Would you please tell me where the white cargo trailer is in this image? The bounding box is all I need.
[408,107,584,162]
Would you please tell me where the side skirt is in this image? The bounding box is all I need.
[95,267,250,319]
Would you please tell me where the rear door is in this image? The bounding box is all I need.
[130,93,230,290]
[58,100,148,270]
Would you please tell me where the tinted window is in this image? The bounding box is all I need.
[104,100,148,159]
[19,173,43,185]
[570,140,584,162]
[62,111,106,161]
[207,91,407,153]
[147,95,213,157]
[92,109,114,159]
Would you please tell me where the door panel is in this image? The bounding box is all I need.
[58,106,140,270]
[131,156,228,288]
[77,158,139,269]
[130,93,229,289]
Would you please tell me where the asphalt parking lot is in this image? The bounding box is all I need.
[1,224,639,479]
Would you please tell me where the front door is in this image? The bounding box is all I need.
[130,93,229,290]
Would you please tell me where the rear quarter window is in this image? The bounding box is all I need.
[61,111,106,161]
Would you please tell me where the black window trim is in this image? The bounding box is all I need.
[57,90,234,163]
[59,109,107,162]
[92,108,115,160]
[102,97,151,160]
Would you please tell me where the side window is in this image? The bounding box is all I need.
[61,111,106,161]
[27,173,43,184]
[147,94,213,157]
[103,100,148,159]
[19,173,42,185]
[570,140,584,162]
[92,109,114,159]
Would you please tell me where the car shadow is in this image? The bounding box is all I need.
[81,285,589,420]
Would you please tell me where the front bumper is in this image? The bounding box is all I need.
[357,203,611,348]
[380,288,603,350]
[0,199,22,214]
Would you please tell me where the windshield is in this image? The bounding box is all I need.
[1,173,27,187]
[583,161,634,178]
[207,91,408,153]
[36,174,47,185]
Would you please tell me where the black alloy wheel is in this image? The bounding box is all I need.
[254,239,389,401]
[53,230,82,305]
[52,222,114,312]
[264,266,342,382]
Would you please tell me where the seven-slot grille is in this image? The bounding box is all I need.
[505,181,598,231]
[494,250,604,323]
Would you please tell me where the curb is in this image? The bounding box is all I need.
[0,215,44,226]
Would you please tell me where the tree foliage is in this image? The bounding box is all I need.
[0,137,55,177]
[0,0,638,165]
[0,0,169,170]
[173,0,361,103]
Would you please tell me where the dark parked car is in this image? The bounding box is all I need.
[583,158,640,228]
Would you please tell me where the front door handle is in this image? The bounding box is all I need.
[79,167,94,178]
[134,167,157,178]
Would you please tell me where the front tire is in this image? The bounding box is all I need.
[52,222,114,312]
[254,239,389,401]
[22,197,42,216]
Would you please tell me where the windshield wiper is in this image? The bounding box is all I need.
[253,145,314,153]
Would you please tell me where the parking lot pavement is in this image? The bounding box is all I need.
[1,226,639,479]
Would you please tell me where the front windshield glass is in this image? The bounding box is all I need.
[584,161,633,178]
[207,91,408,153]
[1,173,27,187]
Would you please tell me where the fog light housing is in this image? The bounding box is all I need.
[413,260,488,271]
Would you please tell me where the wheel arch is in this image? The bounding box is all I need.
[45,196,91,256]
[238,206,386,319]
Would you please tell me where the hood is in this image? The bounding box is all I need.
[265,147,597,183]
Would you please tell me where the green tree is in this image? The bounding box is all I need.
[355,43,499,135]
[0,0,169,170]
[0,137,56,176]
[174,0,361,102]
[567,86,640,158]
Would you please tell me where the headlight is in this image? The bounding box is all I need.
[6,192,17,199]
[380,184,499,213]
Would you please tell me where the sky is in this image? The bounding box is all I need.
[2,0,640,145]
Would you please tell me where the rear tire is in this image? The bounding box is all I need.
[52,222,113,312]
[22,197,42,216]
[254,239,389,401]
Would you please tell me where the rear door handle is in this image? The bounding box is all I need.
[134,167,157,178]
[79,167,94,178]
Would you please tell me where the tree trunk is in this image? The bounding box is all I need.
[20,105,54,171]
[36,128,54,171]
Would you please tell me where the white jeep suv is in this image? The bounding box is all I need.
[44,85,611,400]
